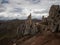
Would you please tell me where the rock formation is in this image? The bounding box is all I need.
[41,5,60,33]
[24,13,38,35]
[17,13,38,37]
[47,5,60,32]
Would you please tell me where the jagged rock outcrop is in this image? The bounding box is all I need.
[24,14,38,35]
[47,5,60,32]
[41,5,60,33]
[17,14,38,37]
[17,24,25,37]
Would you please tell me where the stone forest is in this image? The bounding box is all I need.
[0,5,60,45]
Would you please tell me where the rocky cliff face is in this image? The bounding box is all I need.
[41,5,60,33]
[48,5,60,32]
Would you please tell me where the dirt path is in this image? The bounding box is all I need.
[16,33,60,45]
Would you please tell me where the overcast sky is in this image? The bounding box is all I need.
[0,0,60,20]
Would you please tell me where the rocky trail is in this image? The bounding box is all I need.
[16,33,60,45]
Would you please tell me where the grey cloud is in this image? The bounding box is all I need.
[25,0,40,4]
[0,16,8,20]
[33,10,48,14]
[1,0,9,4]
[0,5,6,13]
[0,0,60,20]
[0,9,5,12]
[9,7,23,13]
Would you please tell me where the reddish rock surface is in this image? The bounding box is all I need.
[16,33,60,45]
